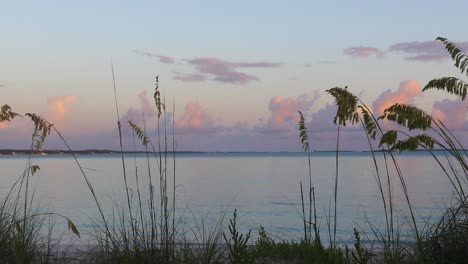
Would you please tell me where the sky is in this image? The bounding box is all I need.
[0,0,467,151]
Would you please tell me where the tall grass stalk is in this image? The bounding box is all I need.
[141,111,157,249]
[326,82,468,262]
[131,128,146,248]
[0,107,80,262]
[300,182,308,243]
[110,62,135,243]
[95,74,179,262]
[298,111,314,244]
[333,124,340,249]
[326,87,421,256]
[52,121,109,239]
[171,100,176,259]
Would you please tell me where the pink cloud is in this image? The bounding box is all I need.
[389,40,468,62]
[175,102,215,132]
[267,93,319,130]
[372,80,422,115]
[185,57,281,85]
[432,99,468,129]
[344,46,384,58]
[173,72,207,82]
[46,96,77,122]
[0,97,76,148]
[6,86,466,152]
[138,90,156,117]
[133,49,175,64]
[120,90,157,124]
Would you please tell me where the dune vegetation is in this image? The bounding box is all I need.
[0,37,467,263]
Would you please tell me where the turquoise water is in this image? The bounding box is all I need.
[0,152,457,245]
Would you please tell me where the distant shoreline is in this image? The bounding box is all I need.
[0,149,465,156]
[0,149,204,156]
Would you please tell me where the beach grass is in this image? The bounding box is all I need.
[0,36,467,263]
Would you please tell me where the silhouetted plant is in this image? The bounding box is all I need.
[351,228,369,264]
[223,209,252,264]
[256,226,274,249]
[128,120,150,147]
[326,50,468,260]
[298,111,310,152]
[0,104,21,123]
[423,37,468,100]
[89,73,179,263]
[326,87,362,250]
[298,111,316,245]
[110,63,135,248]
[326,86,422,259]
[0,106,81,263]
[25,113,53,151]
[153,75,165,118]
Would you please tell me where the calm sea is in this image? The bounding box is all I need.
[0,152,456,245]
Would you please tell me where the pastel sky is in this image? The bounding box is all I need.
[1,0,467,151]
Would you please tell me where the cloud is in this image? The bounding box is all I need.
[372,80,422,115]
[134,50,281,85]
[46,96,77,122]
[432,99,468,129]
[120,90,156,124]
[184,57,281,85]
[6,84,466,152]
[389,40,468,62]
[173,92,320,151]
[173,72,207,82]
[304,103,370,150]
[175,102,216,133]
[344,40,468,62]
[308,103,338,132]
[344,46,384,58]
[137,90,157,121]
[133,49,175,64]
[0,96,77,148]
[266,92,319,130]
[0,84,5,88]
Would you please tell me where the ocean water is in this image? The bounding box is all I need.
[0,152,457,245]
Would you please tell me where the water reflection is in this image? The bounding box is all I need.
[0,152,455,244]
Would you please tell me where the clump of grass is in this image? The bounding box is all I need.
[180,208,229,263]
[249,227,349,263]
[379,37,468,263]
[349,228,369,264]
[223,209,252,263]
[325,86,425,259]
[220,211,355,264]
[88,73,180,263]
[421,198,468,264]
[317,37,467,263]
[0,105,80,263]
